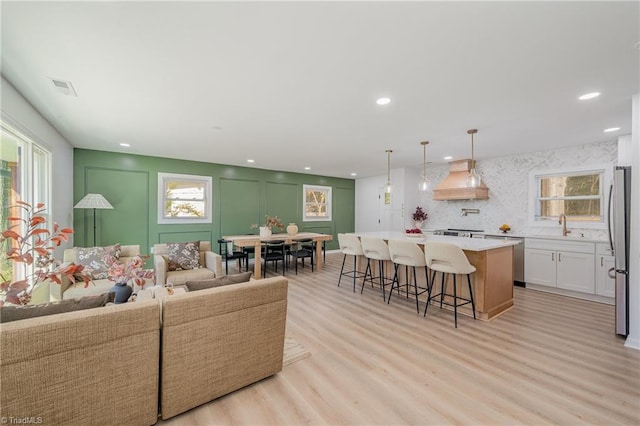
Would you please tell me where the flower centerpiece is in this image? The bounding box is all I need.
[107,254,154,287]
[105,254,154,303]
[411,206,428,228]
[251,215,284,238]
[0,201,90,306]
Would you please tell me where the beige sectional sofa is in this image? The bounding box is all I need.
[161,276,288,419]
[153,241,222,286]
[0,276,288,425]
[0,299,161,425]
[54,244,142,300]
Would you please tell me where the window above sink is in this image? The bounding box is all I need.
[528,165,611,230]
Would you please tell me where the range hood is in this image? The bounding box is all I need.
[433,159,489,201]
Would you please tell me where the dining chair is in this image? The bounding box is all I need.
[423,241,476,328]
[217,239,249,275]
[262,240,286,277]
[287,238,314,274]
[302,239,325,264]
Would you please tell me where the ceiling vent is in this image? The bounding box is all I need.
[50,78,77,97]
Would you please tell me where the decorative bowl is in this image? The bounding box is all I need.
[405,233,424,238]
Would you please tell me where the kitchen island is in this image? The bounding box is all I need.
[352,231,521,320]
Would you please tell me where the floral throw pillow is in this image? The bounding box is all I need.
[167,241,200,271]
[75,244,121,280]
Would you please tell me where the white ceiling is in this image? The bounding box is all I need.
[1,1,638,179]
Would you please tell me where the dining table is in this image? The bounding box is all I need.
[222,232,333,278]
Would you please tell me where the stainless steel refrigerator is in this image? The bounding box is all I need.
[608,166,631,336]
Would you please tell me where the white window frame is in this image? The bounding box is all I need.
[528,165,610,229]
[157,172,212,224]
[1,121,52,284]
[303,184,332,222]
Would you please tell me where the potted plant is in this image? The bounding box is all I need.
[0,201,90,306]
[106,253,155,303]
[411,206,428,229]
[251,215,284,238]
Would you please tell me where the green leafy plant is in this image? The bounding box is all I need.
[0,201,90,306]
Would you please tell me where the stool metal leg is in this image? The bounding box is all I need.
[467,274,476,320]
[379,260,387,301]
[361,259,372,294]
[440,272,446,308]
[453,273,458,328]
[412,266,420,314]
[352,254,357,292]
[338,254,347,287]
[387,263,400,304]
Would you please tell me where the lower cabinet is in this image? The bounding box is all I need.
[524,238,595,294]
[595,243,616,298]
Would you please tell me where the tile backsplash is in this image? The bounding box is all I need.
[417,140,617,240]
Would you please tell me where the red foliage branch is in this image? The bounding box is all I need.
[0,201,91,306]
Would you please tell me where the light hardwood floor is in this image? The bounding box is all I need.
[160,252,640,425]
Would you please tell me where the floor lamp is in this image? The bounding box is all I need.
[74,193,114,246]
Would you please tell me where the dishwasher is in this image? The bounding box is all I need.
[483,235,525,286]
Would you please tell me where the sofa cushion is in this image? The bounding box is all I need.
[165,268,215,286]
[166,241,200,271]
[0,292,114,323]
[186,271,252,291]
[74,244,121,279]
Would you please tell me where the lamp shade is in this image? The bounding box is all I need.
[74,193,114,209]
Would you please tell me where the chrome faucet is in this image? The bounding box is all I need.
[558,214,571,237]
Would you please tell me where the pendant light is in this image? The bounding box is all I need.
[466,129,481,188]
[418,141,429,192]
[385,149,393,194]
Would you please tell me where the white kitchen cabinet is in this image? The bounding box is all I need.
[524,238,595,294]
[595,243,615,298]
[524,248,557,286]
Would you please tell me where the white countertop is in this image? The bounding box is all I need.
[481,232,607,243]
[352,231,521,252]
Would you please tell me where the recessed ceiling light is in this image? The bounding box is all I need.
[376,97,391,105]
[578,92,600,100]
[604,127,620,133]
[443,156,453,160]
[119,143,130,147]
[247,159,255,163]
[350,173,357,177]
[304,167,311,170]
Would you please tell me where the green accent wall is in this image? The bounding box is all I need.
[73,149,355,255]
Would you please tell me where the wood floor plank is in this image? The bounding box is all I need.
[158,253,640,425]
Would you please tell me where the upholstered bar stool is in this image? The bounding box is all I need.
[423,241,476,328]
[387,240,429,314]
[360,236,394,301]
[337,233,366,292]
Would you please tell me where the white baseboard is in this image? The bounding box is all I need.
[526,283,615,305]
[624,337,640,350]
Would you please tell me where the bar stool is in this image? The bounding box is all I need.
[423,241,476,328]
[360,236,394,301]
[337,233,366,292]
[387,240,429,314]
